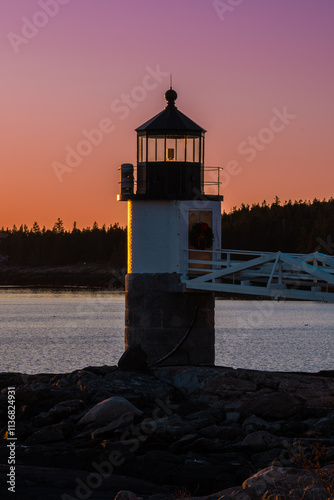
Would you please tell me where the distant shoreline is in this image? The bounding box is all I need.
[0,265,283,300]
[0,263,126,290]
[0,285,125,294]
[0,266,274,300]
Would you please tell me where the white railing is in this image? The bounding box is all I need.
[182,249,334,301]
[203,167,223,196]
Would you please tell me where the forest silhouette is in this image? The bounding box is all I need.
[1,198,333,268]
[0,219,127,267]
[222,197,334,254]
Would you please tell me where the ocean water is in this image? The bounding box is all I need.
[215,299,334,373]
[0,289,333,374]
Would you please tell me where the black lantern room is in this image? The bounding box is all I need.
[118,88,224,202]
[135,88,206,199]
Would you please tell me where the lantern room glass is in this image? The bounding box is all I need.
[138,136,147,162]
[148,138,156,161]
[194,137,200,163]
[186,138,194,162]
[166,137,176,161]
[177,138,185,161]
[157,137,164,161]
[138,134,203,163]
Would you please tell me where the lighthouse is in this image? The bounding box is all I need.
[118,87,223,366]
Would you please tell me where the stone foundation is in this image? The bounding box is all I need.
[125,273,215,366]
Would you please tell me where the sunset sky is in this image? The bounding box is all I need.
[1,0,334,230]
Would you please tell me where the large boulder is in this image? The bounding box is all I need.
[242,465,331,499]
[115,492,141,500]
[183,487,251,499]
[240,431,282,452]
[242,415,281,434]
[25,422,73,445]
[242,393,297,419]
[118,345,149,372]
[306,411,334,437]
[78,397,142,426]
[279,376,334,409]
[91,412,135,439]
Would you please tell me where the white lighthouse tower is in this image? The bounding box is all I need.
[118,88,223,366]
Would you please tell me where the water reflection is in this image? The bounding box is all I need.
[0,290,333,374]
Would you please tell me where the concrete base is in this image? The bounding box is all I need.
[125,273,215,366]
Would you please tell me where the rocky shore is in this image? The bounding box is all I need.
[1,364,334,499]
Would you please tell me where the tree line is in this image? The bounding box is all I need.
[0,219,127,267]
[221,197,334,254]
[1,198,333,267]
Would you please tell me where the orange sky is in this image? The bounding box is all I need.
[1,0,334,230]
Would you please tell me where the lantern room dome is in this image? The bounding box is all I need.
[135,88,206,134]
[164,88,178,106]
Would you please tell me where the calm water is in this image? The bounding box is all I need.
[0,289,333,374]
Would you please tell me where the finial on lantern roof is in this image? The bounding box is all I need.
[164,75,177,108]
